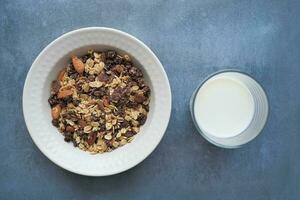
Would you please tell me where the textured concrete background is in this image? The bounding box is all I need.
[1,0,300,199]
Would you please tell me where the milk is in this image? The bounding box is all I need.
[193,76,255,138]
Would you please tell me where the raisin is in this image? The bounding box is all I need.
[78,119,87,128]
[51,81,61,94]
[72,140,78,147]
[72,99,81,106]
[81,55,89,63]
[98,72,111,82]
[129,67,143,78]
[99,124,106,131]
[106,50,116,59]
[111,64,125,74]
[52,119,59,127]
[105,59,114,69]
[114,56,122,64]
[134,93,146,103]
[87,132,97,145]
[65,126,75,132]
[120,121,129,128]
[48,95,60,107]
[93,88,106,98]
[137,114,147,125]
[70,73,78,80]
[127,101,138,108]
[100,53,106,62]
[97,101,105,111]
[124,131,136,137]
[64,132,73,142]
[143,104,150,112]
[142,86,151,97]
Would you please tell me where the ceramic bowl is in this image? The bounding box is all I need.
[23,27,171,176]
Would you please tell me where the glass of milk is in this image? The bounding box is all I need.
[190,70,269,148]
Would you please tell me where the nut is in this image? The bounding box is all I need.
[57,69,66,81]
[57,89,73,99]
[51,105,61,119]
[72,55,85,74]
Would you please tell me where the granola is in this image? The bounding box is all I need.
[48,50,150,153]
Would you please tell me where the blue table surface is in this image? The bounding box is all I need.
[1,0,300,199]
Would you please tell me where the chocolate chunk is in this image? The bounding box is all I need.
[142,86,151,97]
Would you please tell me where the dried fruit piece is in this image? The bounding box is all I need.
[87,132,97,145]
[134,93,146,103]
[51,104,61,119]
[65,126,75,132]
[78,119,87,128]
[51,80,61,94]
[98,72,111,82]
[72,55,85,74]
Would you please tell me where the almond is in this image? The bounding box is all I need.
[57,69,66,81]
[57,89,73,98]
[51,105,61,119]
[72,55,85,74]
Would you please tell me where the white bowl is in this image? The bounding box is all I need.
[23,27,171,176]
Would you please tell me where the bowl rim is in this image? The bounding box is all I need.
[22,27,172,176]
